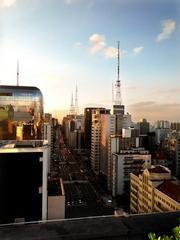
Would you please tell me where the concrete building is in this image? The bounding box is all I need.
[90,108,115,175]
[130,165,180,214]
[84,107,105,150]
[0,85,43,140]
[100,113,116,176]
[48,178,65,220]
[0,140,49,224]
[137,118,150,136]
[62,114,84,150]
[90,109,102,174]
[107,132,141,191]
[112,149,151,196]
[171,122,180,132]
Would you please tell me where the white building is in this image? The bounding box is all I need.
[112,149,151,196]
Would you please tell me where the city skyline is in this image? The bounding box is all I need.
[0,0,179,122]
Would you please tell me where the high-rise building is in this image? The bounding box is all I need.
[84,107,105,150]
[138,118,150,136]
[111,149,151,196]
[0,85,43,140]
[130,165,180,214]
[100,113,116,176]
[90,109,115,175]
[0,140,49,224]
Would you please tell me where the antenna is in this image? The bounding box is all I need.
[112,82,114,103]
[114,41,121,105]
[69,92,75,115]
[117,41,120,81]
[74,82,79,115]
[17,60,19,86]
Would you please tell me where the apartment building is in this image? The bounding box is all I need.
[130,165,180,214]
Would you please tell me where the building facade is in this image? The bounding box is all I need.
[112,149,151,196]
[130,165,180,214]
[0,140,49,224]
[0,85,43,140]
[84,107,105,150]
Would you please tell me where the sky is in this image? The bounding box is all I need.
[0,0,180,122]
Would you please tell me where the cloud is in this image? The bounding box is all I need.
[0,0,16,7]
[128,101,180,122]
[86,33,141,58]
[89,33,106,54]
[104,47,117,58]
[133,46,144,55]
[156,19,176,42]
[104,47,128,59]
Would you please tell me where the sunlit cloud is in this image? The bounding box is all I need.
[128,101,180,122]
[87,33,141,58]
[156,19,176,42]
[133,46,144,55]
[0,0,16,7]
[89,33,106,54]
[104,46,128,58]
[104,46,117,58]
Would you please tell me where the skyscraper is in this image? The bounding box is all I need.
[0,85,43,140]
[84,107,105,150]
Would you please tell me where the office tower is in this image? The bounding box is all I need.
[138,118,150,136]
[0,140,49,224]
[107,130,141,191]
[170,122,180,132]
[100,113,116,176]
[90,108,111,174]
[84,107,105,150]
[0,85,43,140]
[90,108,115,175]
[154,120,171,145]
[62,114,84,150]
[130,166,180,214]
[91,109,102,174]
[111,149,151,196]
[155,120,170,129]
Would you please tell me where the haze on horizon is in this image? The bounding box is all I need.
[0,0,179,122]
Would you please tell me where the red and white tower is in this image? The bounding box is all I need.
[113,41,124,115]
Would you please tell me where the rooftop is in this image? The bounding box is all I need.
[157,180,180,203]
[0,211,179,240]
[0,85,41,92]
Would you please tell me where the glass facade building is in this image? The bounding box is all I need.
[0,85,43,140]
